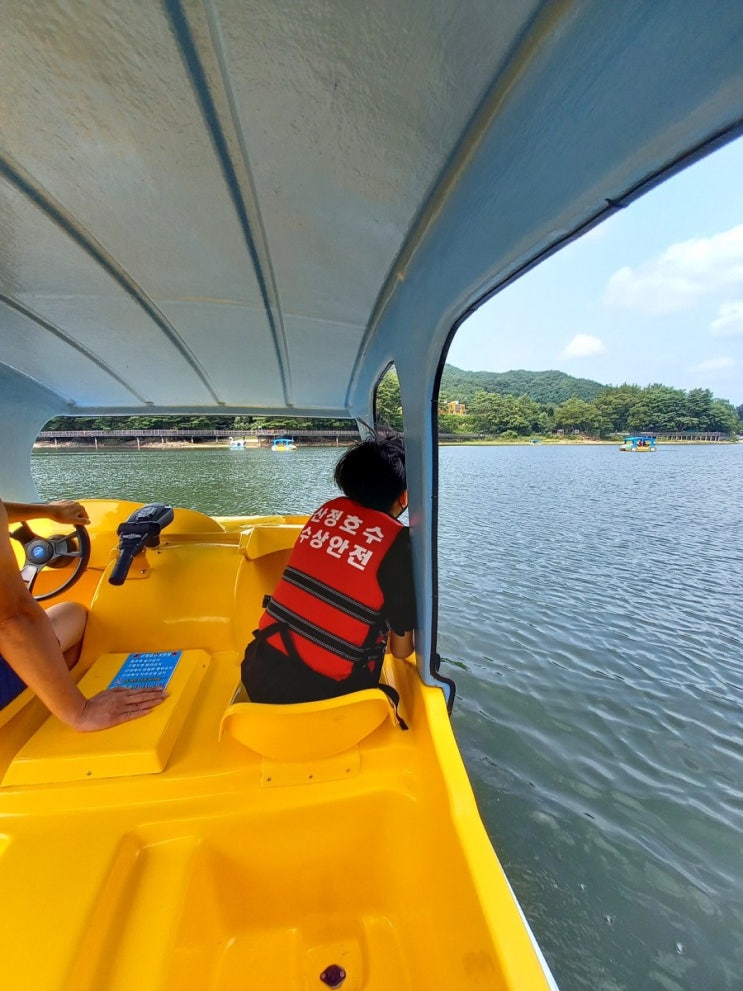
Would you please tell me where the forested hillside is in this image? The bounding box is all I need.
[439,366,603,404]
[380,370,742,437]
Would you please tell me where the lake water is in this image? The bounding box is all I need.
[31,442,743,991]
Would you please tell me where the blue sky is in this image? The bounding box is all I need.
[448,136,743,405]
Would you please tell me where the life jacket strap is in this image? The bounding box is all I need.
[261,605,381,667]
[281,566,381,626]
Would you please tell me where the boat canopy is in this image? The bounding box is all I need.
[2,0,743,694]
[2,2,743,451]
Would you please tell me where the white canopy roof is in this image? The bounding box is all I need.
[2,1,742,435]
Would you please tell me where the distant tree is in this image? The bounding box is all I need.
[553,397,607,435]
[684,388,714,430]
[466,391,545,435]
[438,412,468,434]
[468,391,509,433]
[513,394,549,433]
[233,415,255,430]
[375,369,404,430]
[594,384,642,432]
[625,384,686,432]
[707,399,741,435]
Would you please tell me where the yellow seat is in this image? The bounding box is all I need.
[219,689,396,761]
[239,523,304,560]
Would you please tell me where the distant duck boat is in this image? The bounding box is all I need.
[228,437,259,450]
[271,436,297,451]
[619,435,657,452]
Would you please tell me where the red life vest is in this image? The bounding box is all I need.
[258,496,402,681]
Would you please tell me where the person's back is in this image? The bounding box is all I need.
[242,435,416,704]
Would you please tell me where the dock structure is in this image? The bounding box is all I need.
[659,431,728,442]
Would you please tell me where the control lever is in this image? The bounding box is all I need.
[108,503,175,586]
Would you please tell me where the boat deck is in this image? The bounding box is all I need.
[0,502,552,991]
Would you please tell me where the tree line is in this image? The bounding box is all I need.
[378,371,741,438]
[42,414,353,433]
[44,367,741,439]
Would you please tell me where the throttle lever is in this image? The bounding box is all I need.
[108,503,174,586]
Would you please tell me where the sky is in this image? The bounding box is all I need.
[447,136,743,405]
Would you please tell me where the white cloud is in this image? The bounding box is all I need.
[562,334,606,358]
[691,356,735,372]
[604,224,743,313]
[710,301,743,336]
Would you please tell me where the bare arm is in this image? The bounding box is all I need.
[0,554,86,726]
[4,500,90,526]
[379,527,416,660]
[389,630,414,658]
[0,500,164,730]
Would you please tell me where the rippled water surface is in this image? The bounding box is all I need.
[31,443,743,991]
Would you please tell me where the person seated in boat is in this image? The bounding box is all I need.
[0,498,166,729]
[242,433,416,703]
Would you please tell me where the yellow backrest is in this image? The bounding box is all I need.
[239,523,303,560]
[220,690,396,761]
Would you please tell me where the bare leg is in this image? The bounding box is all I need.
[45,602,88,669]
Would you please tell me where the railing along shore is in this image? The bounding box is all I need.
[34,429,733,446]
[37,429,359,439]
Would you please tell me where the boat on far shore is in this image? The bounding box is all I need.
[620,435,657,452]
[228,437,259,450]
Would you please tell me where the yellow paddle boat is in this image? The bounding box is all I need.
[619,435,657,452]
[2,501,556,989]
[2,2,742,988]
[271,436,297,452]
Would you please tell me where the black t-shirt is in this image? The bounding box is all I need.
[377,526,416,634]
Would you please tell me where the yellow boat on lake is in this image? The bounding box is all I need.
[271,436,297,452]
[619,435,657,452]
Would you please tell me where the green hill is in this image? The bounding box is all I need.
[439,366,604,405]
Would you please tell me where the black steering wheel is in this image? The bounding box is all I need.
[10,522,91,602]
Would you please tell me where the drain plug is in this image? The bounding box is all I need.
[319,964,346,988]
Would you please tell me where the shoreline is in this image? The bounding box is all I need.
[32,438,739,451]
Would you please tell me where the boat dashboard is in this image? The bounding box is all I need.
[2,499,312,760]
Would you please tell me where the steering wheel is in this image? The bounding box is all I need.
[10,522,91,602]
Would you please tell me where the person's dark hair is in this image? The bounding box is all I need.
[334,433,406,512]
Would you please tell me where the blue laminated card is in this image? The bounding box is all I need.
[108,651,182,690]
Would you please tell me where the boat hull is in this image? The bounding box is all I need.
[0,501,556,990]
